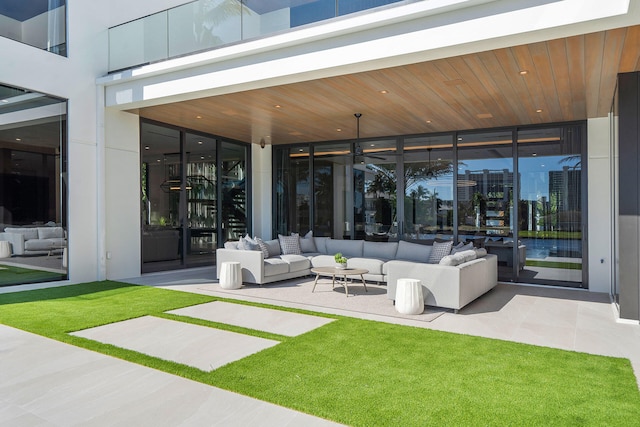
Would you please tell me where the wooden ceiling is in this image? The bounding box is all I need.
[136,25,640,146]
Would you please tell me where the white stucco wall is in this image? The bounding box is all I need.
[587,117,614,294]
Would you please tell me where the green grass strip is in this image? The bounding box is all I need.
[525,259,582,270]
[0,264,66,287]
[0,281,638,426]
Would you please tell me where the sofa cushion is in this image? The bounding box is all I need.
[265,239,281,257]
[474,247,488,258]
[279,234,302,255]
[294,231,317,253]
[38,227,64,239]
[325,239,363,258]
[363,241,398,260]
[310,254,337,268]
[280,254,310,272]
[255,237,270,259]
[348,257,385,275]
[395,240,432,263]
[314,237,330,254]
[5,227,38,240]
[25,239,64,251]
[428,240,453,264]
[263,257,289,276]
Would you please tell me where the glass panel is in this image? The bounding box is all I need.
[170,0,242,58]
[140,123,182,272]
[109,12,168,71]
[457,131,514,280]
[0,1,67,56]
[517,126,583,286]
[338,0,403,16]
[185,133,217,266]
[0,85,67,286]
[290,0,336,27]
[355,147,398,241]
[274,146,310,236]
[242,0,291,38]
[314,143,351,238]
[403,135,454,242]
[221,141,248,241]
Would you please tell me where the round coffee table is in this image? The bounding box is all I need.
[311,266,368,297]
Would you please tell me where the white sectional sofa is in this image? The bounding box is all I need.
[0,226,66,256]
[216,235,498,312]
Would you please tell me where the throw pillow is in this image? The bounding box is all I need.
[451,242,474,254]
[293,230,317,253]
[238,234,259,251]
[278,234,302,255]
[254,237,270,259]
[428,240,453,264]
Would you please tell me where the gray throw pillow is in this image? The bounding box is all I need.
[293,230,317,253]
[451,242,474,254]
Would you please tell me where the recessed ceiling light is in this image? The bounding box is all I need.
[197,141,203,145]
[519,70,528,75]
[15,138,21,141]
[536,109,543,113]
[532,153,537,156]
[370,144,375,147]
[299,148,304,152]
[336,128,342,132]
[426,120,432,124]
[379,90,389,94]
[200,156,205,160]
[156,159,161,162]
[437,158,442,161]
[457,137,463,141]
[196,115,202,119]
[274,105,282,109]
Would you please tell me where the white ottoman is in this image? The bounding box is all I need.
[0,241,11,258]
[395,278,424,315]
[219,261,242,289]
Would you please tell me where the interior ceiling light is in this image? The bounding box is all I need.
[15,138,21,141]
[426,120,432,124]
[197,141,203,145]
[144,146,150,150]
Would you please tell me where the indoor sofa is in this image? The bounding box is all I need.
[0,226,66,256]
[216,235,498,311]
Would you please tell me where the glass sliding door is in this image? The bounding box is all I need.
[141,123,182,272]
[274,146,310,236]
[185,133,216,267]
[457,131,515,281]
[141,121,250,272]
[0,85,68,286]
[517,126,584,286]
[314,143,351,238]
[354,139,398,241]
[403,135,455,242]
[220,141,248,242]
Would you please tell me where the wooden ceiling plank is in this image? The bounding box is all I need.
[528,41,564,122]
[584,31,606,118]
[597,28,628,116]
[619,25,640,72]
[511,44,548,123]
[546,38,574,121]
[565,35,587,120]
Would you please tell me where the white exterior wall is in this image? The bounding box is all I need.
[588,117,614,294]
[252,144,273,240]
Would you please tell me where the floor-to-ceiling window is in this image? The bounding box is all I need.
[274,122,587,288]
[141,120,249,273]
[0,84,68,286]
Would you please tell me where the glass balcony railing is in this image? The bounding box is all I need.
[0,1,67,56]
[108,0,407,72]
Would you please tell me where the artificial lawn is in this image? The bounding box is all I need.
[0,264,67,287]
[1,281,639,426]
[525,259,583,270]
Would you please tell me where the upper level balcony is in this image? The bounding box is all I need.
[108,0,416,72]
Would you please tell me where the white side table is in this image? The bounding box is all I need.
[395,278,424,315]
[0,241,11,258]
[219,261,242,289]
